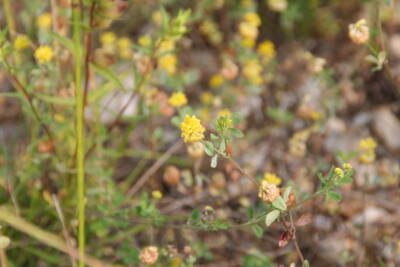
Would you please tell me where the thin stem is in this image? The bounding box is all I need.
[289,211,305,264]
[83,1,97,106]
[2,0,21,67]
[71,1,85,266]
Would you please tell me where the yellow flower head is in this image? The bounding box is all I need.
[217,108,232,119]
[14,35,30,51]
[358,137,377,150]
[342,163,352,170]
[241,38,255,48]
[34,45,53,64]
[158,54,177,74]
[37,13,52,29]
[138,35,152,47]
[100,32,116,45]
[180,115,205,143]
[152,10,162,25]
[334,167,344,178]
[244,12,261,27]
[201,92,214,105]
[243,60,263,84]
[117,37,132,58]
[168,92,188,107]
[263,172,282,185]
[209,74,224,88]
[257,40,276,61]
[152,190,163,199]
[239,21,258,40]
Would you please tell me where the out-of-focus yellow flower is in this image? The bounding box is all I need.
[199,20,222,46]
[209,74,224,88]
[159,40,175,53]
[267,0,288,12]
[342,163,352,170]
[34,45,53,64]
[358,137,377,164]
[14,35,30,51]
[241,38,255,48]
[244,12,261,27]
[349,19,369,44]
[158,54,177,74]
[180,115,205,143]
[257,40,276,61]
[168,92,187,107]
[217,108,231,118]
[243,60,263,85]
[239,21,258,40]
[241,0,253,8]
[152,10,162,25]
[37,13,52,29]
[358,137,377,150]
[263,172,282,185]
[117,37,132,58]
[100,32,116,45]
[152,190,163,199]
[199,107,210,122]
[201,92,214,105]
[334,167,344,178]
[310,111,323,120]
[138,35,151,47]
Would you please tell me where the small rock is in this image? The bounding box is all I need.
[372,107,400,152]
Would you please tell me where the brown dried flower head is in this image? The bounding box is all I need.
[258,180,280,203]
[139,246,159,265]
[186,141,205,158]
[349,19,369,45]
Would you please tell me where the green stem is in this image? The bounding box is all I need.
[71,1,85,266]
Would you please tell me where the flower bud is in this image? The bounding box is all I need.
[163,165,181,185]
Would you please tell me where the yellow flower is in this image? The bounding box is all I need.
[158,54,177,74]
[241,38,255,48]
[334,167,344,178]
[117,37,132,58]
[152,10,162,25]
[168,92,188,107]
[37,13,52,29]
[180,115,205,143]
[14,35,30,51]
[138,35,151,47]
[243,60,263,84]
[263,172,282,185]
[342,163,352,170]
[358,137,377,150]
[209,74,224,88]
[239,21,258,40]
[100,32,116,45]
[257,40,276,61]
[34,45,53,64]
[201,92,214,105]
[152,190,163,199]
[349,19,369,45]
[244,12,261,27]
[217,108,231,118]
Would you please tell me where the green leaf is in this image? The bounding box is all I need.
[265,210,280,227]
[91,63,125,91]
[303,260,310,267]
[252,225,264,238]
[211,154,218,168]
[272,196,287,211]
[190,210,200,221]
[49,31,74,53]
[229,128,244,138]
[327,191,342,201]
[219,140,226,153]
[339,177,353,184]
[204,141,214,156]
[283,186,292,202]
[210,133,219,140]
[35,93,75,105]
